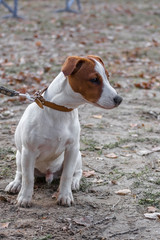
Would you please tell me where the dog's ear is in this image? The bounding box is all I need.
[62,56,85,76]
[87,55,105,66]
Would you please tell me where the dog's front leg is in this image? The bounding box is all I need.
[17,146,37,207]
[57,146,79,206]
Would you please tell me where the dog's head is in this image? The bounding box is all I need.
[62,55,122,109]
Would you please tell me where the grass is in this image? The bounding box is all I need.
[139,191,160,208]
[80,177,92,192]
[127,166,150,179]
[0,147,16,178]
[0,147,15,160]
[81,138,99,151]
[81,136,160,152]
[109,168,125,180]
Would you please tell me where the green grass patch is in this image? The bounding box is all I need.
[33,235,53,240]
[81,138,99,151]
[139,192,160,208]
[80,177,92,192]
[109,168,125,180]
[0,147,15,160]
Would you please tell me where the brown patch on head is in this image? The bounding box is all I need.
[62,56,105,103]
[87,55,110,79]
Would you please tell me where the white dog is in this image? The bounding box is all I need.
[5,55,122,207]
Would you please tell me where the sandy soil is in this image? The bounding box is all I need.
[0,0,160,239]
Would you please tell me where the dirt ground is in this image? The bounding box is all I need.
[0,0,160,239]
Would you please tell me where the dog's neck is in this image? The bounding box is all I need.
[44,72,86,109]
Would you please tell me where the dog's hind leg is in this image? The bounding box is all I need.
[5,150,22,193]
[17,146,37,207]
[72,151,82,191]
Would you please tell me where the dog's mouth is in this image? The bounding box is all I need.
[93,102,116,109]
[93,97,122,110]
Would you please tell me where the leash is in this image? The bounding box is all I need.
[0,86,73,112]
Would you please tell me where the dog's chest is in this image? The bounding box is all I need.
[34,117,79,173]
[34,111,80,160]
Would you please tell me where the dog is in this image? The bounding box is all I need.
[5,55,122,207]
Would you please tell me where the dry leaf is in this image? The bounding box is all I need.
[81,153,86,157]
[2,62,14,67]
[134,81,153,89]
[52,191,58,199]
[83,170,95,178]
[114,83,122,88]
[111,180,118,185]
[92,115,102,119]
[94,146,103,150]
[147,206,157,213]
[115,189,131,195]
[0,196,8,202]
[138,147,160,156]
[105,153,118,159]
[32,76,42,83]
[44,65,51,73]
[35,41,42,47]
[144,213,160,220]
[92,178,104,183]
[0,222,10,229]
[73,216,92,227]
[84,123,94,128]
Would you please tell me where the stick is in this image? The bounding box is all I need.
[109,227,146,238]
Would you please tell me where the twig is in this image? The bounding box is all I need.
[84,162,105,174]
[109,227,146,238]
[110,198,121,211]
[73,215,116,236]
[93,215,116,226]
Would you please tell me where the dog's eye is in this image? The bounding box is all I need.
[89,78,100,85]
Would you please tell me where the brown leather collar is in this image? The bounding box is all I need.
[34,88,73,112]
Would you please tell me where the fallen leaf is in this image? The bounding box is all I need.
[35,41,42,47]
[134,81,153,89]
[44,65,51,73]
[83,123,94,128]
[144,213,160,220]
[115,189,131,195]
[73,216,92,227]
[2,62,14,67]
[0,222,10,229]
[114,82,122,88]
[0,196,8,202]
[130,123,138,128]
[94,146,103,150]
[92,115,102,119]
[152,38,159,47]
[147,206,157,213]
[111,180,118,185]
[83,170,95,178]
[32,76,42,83]
[92,178,104,183]
[105,153,118,159]
[138,147,160,156]
[52,191,58,199]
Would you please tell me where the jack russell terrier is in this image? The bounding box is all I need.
[5,55,122,207]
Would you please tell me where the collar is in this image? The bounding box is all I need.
[34,88,73,112]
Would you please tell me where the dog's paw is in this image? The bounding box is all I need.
[5,181,21,193]
[71,177,80,191]
[17,188,33,208]
[57,191,74,207]
[17,195,32,208]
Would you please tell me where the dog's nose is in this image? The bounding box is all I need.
[113,95,123,106]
